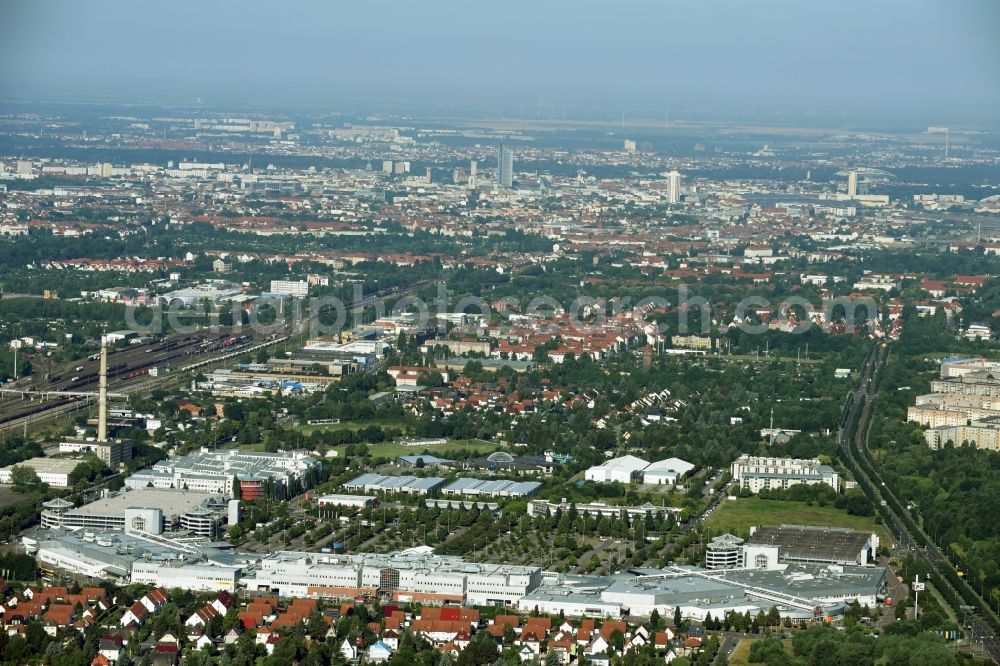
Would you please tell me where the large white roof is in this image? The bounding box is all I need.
[643,457,695,474]
[595,455,650,472]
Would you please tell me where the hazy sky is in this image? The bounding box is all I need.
[1,0,998,123]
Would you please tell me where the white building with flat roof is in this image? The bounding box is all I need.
[342,474,446,496]
[31,528,240,587]
[40,489,230,537]
[131,561,239,593]
[0,457,79,487]
[317,494,378,508]
[268,280,309,297]
[731,455,839,493]
[519,563,886,621]
[527,500,682,523]
[124,448,320,498]
[243,550,542,607]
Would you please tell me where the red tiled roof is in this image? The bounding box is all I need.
[44,604,74,625]
[600,620,627,641]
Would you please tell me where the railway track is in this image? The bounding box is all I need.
[840,345,1000,663]
[0,281,430,435]
[0,332,261,433]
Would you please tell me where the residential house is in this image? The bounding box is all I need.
[368,640,393,663]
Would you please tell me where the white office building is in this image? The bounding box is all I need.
[124,448,320,498]
[268,280,309,297]
[731,455,839,493]
[666,170,683,204]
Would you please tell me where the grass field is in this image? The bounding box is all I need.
[706,498,888,542]
[728,638,793,666]
[0,488,30,510]
[299,418,410,435]
[365,438,500,459]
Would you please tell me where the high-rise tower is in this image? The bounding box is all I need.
[666,170,682,204]
[498,142,513,189]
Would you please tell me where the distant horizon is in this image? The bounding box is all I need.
[2,1,999,127]
[0,94,996,134]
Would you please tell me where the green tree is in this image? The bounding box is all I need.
[9,465,42,492]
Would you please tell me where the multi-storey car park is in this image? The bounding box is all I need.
[40,489,232,538]
[741,525,879,569]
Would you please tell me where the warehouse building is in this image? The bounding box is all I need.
[397,454,454,469]
[242,550,542,606]
[124,448,320,499]
[342,474,447,496]
[584,455,695,486]
[316,494,378,509]
[293,339,388,368]
[33,530,178,581]
[425,499,500,513]
[584,455,650,484]
[513,575,624,618]
[641,457,696,485]
[0,457,80,488]
[441,478,542,498]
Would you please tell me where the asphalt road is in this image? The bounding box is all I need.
[840,345,1000,663]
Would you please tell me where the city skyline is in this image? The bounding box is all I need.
[0,3,999,664]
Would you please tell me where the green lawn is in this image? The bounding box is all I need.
[728,639,793,666]
[365,438,501,459]
[0,488,30,511]
[706,498,889,543]
[299,418,410,435]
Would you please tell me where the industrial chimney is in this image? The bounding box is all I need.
[97,336,108,443]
